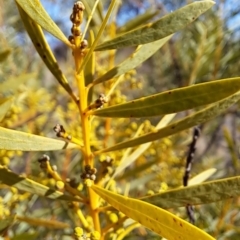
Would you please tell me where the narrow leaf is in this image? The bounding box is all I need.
[117,9,160,34]
[0,166,81,202]
[0,127,78,151]
[95,90,240,153]
[84,30,95,104]
[113,114,175,179]
[95,1,215,50]
[15,0,70,46]
[188,168,217,186]
[0,98,13,122]
[142,176,240,209]
[91,185,214,240]
[17,6,76,101]
[92,78,240,118]
[93,35,172,85]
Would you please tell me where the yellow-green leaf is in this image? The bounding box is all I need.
[0,166,81,202]
[15,0,70,46]
[188,168,217,186]
[112,114,175,179]
[0,127,78,151]
[0,98,13,122]
[84,30,95,104]
[17,6,77,102]
[93,35,172,85]
[141,175,240,209]
[95,1,215,50]
[117,9,160,34]
[95,89,240,153]
[91,185,214,240]
[92,78,240,118]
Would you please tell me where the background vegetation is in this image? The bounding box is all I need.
[1,0,240,239]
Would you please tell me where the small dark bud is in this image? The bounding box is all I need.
[85,165,91,172]
[53,124,65,137]
[80,173,87,179]
[80,39,88,49]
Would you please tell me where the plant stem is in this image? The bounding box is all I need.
[75,53,100,234]
[77,0,117,75]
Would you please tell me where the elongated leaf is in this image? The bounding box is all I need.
[92,78,240,118]
[91,185,214,240]
[0,49,11,62]
[117,9,160,34]
[0,98,13,122]
[0,166,81,202]
[95,1,215,50]
[15,0,70,46]
[188,168,217,186]
[17,6,76,101]
[93,35,172,85]
[113,114,175,179]
[95,89,240,153]
[0,127,78,151]
[84,30,95,104]
[0,73,36,94]
[141,176,240,209]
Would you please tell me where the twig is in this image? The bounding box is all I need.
[183,126,201,224]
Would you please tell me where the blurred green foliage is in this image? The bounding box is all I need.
[0,0,240,239]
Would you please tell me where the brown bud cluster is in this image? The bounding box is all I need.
[88,94,109,111]
[95,94,109,108]
[81,165,97,181]
[69,1,85,42]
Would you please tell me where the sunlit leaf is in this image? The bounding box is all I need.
[84,30,95,104]
[0,49,11,62]
[81,0,103,27]
[0,127,78,151]
[91,184,214,240]
[17,6,76,102]
[117,9,160,34]
[95,1,215,50]
[15,0,70,46]
[0,98,13,122]
[92,78,240,118]
[141,175,240,209]
[93,35,172,85]
[113,114,175,179]
[95,90,240,153]
[188,168,217,186]
[0,166,81,202]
